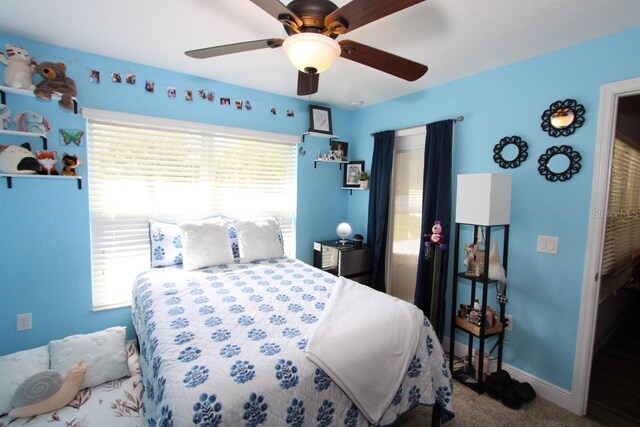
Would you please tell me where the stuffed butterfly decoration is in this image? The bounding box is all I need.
[59,129,84,146]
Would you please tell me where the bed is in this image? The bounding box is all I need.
[132,255,454,426]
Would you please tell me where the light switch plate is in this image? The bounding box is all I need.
[537,235,559,254]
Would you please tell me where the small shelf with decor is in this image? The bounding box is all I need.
[314,159,348,169]
[449,173,511,395]
[0,85,78,114]
[341,187,369,195]
[0,173,82,190]
[0,128,49,150]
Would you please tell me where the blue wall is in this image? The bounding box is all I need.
[346,27,640,390]
[0,33,350,355]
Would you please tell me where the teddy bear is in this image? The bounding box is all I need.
[33,62,77,111]
[0,44,37,90]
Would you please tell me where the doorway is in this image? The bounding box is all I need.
[574,77,640,416]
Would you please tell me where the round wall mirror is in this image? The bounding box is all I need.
[493,136,528,169]
[538,145,582,182]
[541,99,585,137]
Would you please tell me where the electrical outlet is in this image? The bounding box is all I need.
[504,314,513,332]
[17,313,32,331]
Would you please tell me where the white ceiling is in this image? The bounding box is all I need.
[1,0,640,110]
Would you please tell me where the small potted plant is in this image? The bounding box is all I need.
[359,171,369,189]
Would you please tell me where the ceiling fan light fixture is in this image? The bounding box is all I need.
[282,32,341,74]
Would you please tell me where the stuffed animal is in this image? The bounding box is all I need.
[8,361,86,418]
[425,220,446,250]
[60,153,80,176]
[36,151,58,175]
[0,143,39,174]
[0,44,37,90]
[13,111,50,134]
[0,103,10,130]
[33,62,77,111]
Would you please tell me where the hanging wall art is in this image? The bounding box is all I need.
[537,145,582,182]
[540,99,585,137]
[493,136,528,169]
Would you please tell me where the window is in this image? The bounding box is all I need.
[600,132,640,301]
[386,127,425,302]
[84,109,298,309]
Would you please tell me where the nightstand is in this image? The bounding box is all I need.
[313,240,373,286]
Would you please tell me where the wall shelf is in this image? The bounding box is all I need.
[1,173,82,190]
[301,131,338,143]
[342,187,369,195]
[0,129,48,150]
[314,159,348,169]
[0,85,78,114]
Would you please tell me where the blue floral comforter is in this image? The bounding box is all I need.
[132,257,454,426]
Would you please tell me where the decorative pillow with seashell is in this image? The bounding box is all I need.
[0,345,49,416]
[49,326,130,390]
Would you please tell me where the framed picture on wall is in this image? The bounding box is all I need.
[343,161,364,188]
[330,141,349,161]
[309,105,333,134]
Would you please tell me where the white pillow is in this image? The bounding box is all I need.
[149,220,184,267]
[179,219,234,270]
[0,345,49,416]
[49,326,129,390]
[235,217,284,263]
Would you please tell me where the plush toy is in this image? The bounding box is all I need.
[0,44,37,90]
[60,153,80,176]
[488,238,507,284]
[425,220,446,250]
[33,62,77,111]
[13,111,50,134]
[36,151,58,175]
[0,143,39,174]
[0,103,10,130]
[8,361,86,418]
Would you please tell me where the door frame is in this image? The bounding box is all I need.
[573,76,640,414]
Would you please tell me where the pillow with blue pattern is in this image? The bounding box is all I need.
[149,220,184,267]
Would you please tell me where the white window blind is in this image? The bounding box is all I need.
[85,110,297,309]
[600,133,640,299]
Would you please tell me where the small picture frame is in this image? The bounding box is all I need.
[330,141,348,161]
[343,161,364,188]
[309,105,333,134]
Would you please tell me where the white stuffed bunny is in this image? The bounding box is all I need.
[0,44,37,90]
[0,103,10,130]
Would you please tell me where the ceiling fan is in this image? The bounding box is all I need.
[185,0,428,96]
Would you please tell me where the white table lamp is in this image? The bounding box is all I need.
[456,174,511,225]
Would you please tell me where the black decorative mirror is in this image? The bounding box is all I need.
[538,145,582,182]
[493,136,528,169]
[541,99,585,137]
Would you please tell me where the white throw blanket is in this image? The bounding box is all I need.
[306,277,424,424]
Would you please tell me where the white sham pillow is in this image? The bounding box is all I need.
[0,345,49,415]
[179,219,234,270]
[49,326,129,390]
[235,217,284,263]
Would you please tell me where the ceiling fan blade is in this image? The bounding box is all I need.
[185,39,283,59]
[249,0,303,28]
[297,71,319,96]
[339,40,428,81]
[325,0,425,34]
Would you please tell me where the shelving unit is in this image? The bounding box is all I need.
[0,128,48,149]
[341,186,369,195]
[449,222,509,394]
[1,173,82,190]
[0,85,78,114]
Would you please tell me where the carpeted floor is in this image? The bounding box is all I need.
[395,380,603,426]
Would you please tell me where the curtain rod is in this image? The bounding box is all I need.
[369,115,464,137]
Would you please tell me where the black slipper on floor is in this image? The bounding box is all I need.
[515,381,536,403]
[485,370,511,399]
[501,381,524,409]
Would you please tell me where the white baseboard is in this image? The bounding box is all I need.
[444,338,574,414]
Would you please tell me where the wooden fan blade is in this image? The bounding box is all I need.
[185,39,283,59]
[297,71,319,96]
[325,0,425,34]
[339,40,428,81]
[249,0,302,28]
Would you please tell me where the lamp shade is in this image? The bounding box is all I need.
[456,174,511,225]
[282,33,341,74]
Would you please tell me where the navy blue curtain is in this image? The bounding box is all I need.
[367,130,395,292]
[414,120,453,333]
